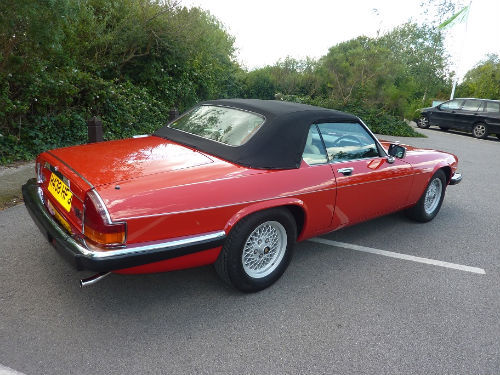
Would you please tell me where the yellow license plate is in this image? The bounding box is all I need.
[48,173,73,212]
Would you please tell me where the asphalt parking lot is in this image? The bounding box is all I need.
[1,127,499,374]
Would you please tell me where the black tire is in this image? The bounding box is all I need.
[496,134,500,140]
[439,126,449,131]
[417,114,430,129]
[472,122,488,139]
[214,208,297,293]
[405,170,447,222]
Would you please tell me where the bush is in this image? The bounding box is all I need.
[0,0,239,165]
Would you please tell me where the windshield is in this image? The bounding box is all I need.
[169,105,265,146]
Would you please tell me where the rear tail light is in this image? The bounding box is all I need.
[84,189,126,247]
[36,162,45,183]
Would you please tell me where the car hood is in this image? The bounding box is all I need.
[48,136,214,187]
[379,141,420,152]
[379,141,458,164]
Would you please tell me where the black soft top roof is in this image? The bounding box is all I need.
[154,99,360,169]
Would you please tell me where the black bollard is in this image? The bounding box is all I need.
[169,108,179,122]
[87,116,104,143]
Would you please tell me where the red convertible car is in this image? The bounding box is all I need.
[23,99,462,292]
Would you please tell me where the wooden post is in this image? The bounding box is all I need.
[169,108,179,122]
[87,116,103,143]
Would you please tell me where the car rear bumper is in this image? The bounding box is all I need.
[22,178,226,272]
[449,172,462,185]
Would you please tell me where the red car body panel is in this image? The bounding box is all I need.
[113,248,221,275]
[32,133,458,275]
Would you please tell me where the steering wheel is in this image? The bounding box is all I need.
[331,134,363,147]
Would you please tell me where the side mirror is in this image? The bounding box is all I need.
[388,143,406,159]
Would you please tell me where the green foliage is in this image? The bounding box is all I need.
[241,69,276,100]
[457,55,500,99]
[0,0,239,164]
[314,24,449,116]
[246,23,449,137]
[3,2,457,164]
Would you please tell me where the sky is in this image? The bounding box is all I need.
[182,0,500,78]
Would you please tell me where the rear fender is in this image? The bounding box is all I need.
[224,197,307,239]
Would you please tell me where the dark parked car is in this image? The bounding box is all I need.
[417,98,500,139]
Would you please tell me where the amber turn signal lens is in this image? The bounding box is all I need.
[84,225,126,246]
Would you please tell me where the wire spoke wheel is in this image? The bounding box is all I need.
[214,208,296,292]
[242,221,287,279]
[424,177,443,215]
[405,169,446,222]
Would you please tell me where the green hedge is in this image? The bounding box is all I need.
[0,71,172,164]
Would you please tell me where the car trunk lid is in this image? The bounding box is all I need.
[37,136,213,237]
[47,136,214,188]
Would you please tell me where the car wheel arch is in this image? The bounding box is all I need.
[439,166,452,184]
[414,164,452,200]
[223,198,306,240]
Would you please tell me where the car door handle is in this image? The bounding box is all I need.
[337,167,354,176]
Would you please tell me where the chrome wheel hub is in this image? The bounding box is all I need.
[424,178,442,215]
[242,221,287,278]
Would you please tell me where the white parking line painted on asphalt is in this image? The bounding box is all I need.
[0,365,26,375]
[309,238,486,275]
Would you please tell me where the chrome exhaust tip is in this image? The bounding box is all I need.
[79,272,111,288]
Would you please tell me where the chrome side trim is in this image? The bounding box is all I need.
[335,172,425,189]
[119,187,337,220]
[118,169,422,221]
[79,231,226,258]
[90,189,112,224]
[358,118,391,158]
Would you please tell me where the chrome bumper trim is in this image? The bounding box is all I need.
[22,178,226,271]
[83,231,226,258]
[449,172,462,185]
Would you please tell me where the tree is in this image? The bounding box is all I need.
[457,55,500,99]
[242,68,276,100]
[379,23,449,105]
[317,37,397,106]
[0,0,241,163]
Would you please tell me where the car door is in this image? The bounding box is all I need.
[432,99,464,128]
[315,122,414,229]
[455,99,483,130]
[484,101,500,133]
[300,124,338,234]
